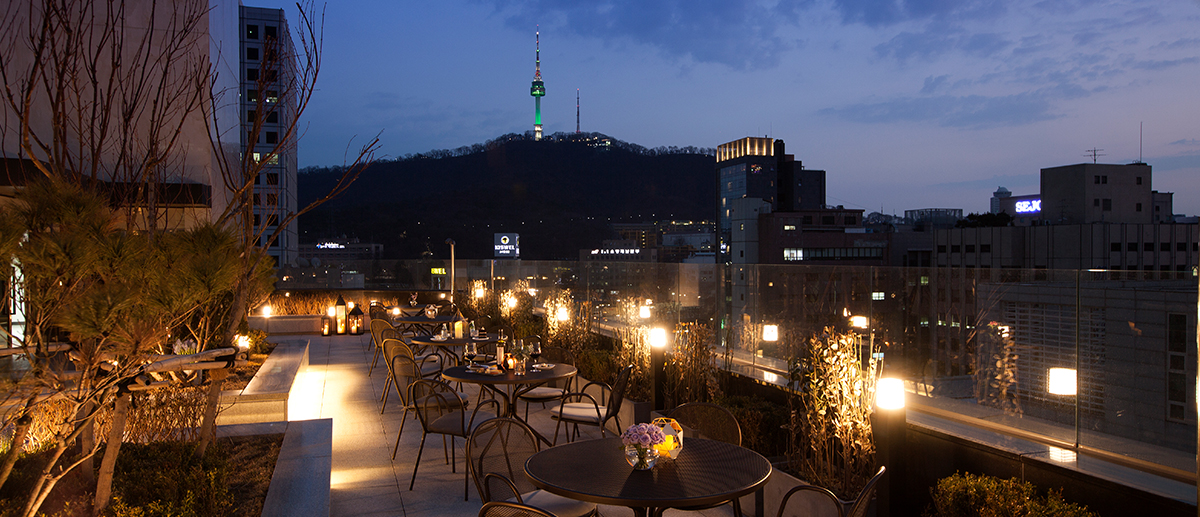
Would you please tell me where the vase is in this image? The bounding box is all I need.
[625,445,658,470]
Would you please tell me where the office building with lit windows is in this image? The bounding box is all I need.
[240,5,299,267]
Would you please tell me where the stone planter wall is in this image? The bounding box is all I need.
[216,340,309,425]
[216,419,331,517]
[248,315,323,335]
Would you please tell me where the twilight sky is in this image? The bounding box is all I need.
[254,0,1200,216]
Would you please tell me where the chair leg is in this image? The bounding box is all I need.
[381,376,392,411]
[442,435,450,464]
[393,417,406,459]
[408,433,427,489]
[369,345,381,376]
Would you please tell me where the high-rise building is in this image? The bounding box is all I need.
[530,29,546,141]
[990,186,1012,214]
[240,5,298,267]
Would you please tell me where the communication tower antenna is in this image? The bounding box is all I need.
[1084,148,1105,164]
[576,89,580,134]
[1139,122,1143,163]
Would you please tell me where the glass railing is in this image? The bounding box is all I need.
[278,258,1198,478]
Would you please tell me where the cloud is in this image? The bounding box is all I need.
[1151,37,1200,50]
[830,0,1005,27]
[484,0,795,69]
[874,26,1010,62]
[1129,57,1200,71]
[820,91,1060,128]
[1169,139,1200,146]
[921,75,950,94]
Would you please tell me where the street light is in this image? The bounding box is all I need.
[446,239,456,303]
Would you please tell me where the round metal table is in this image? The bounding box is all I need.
[442,363,576,444]
[525,437,772,517]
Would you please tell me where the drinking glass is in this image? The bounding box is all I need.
[464,342,478,364]
[529,341,543,368]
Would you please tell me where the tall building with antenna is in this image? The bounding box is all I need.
[530,29,546,140]
[576,89,580,134]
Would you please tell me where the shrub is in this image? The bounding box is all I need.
[714,395,789,458]
[926,472,1097,517]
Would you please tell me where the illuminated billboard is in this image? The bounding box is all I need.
[494,233,519,258]
[1014,199,1041,214]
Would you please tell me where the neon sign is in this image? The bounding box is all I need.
[1014,199,1041,214]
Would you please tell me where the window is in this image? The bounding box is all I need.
[265,69,277,82]
[872,292,885,301]
[965,244,975,253]
[253,193,261,206]
[1094,198,1100,207]
[1101,175,1107,184]
[266,193,278,206]
[783,225,796,231]
[247,47,259,60]
[1136,203,1142,212]
[1137,176,1142,185]
[1168,313,1189,421]
[1161,243,1171,252]
[247,89,258,102]
[802,216,813,225]
[246,24,258,39]
[1144,243,1154,252]
[951,245,960,253]
[253,153,278,165]
[1102,199,1112,211]
[265,25,277,39]
[247,131,257,144]
[822,216,835,225]
[937,245,946,253]
[264,214,278,227]
[265,91,278,103]
[844,216,856,225]
[266,131,278,144]
[1179,243,1188,252]
[1111,242,1122,252]
[1127,242,1137,252]
[246,68,258,81]
[1094,175,1100,184]
[980,244,991,253]
[253,214,261,226]
[920,276,929,286]
[266,173,279,185]
[247,109,257,122]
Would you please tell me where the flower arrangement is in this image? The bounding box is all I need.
[621,423,666,470]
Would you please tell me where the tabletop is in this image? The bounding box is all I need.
[525,437,771,512]
[441,363,577,386]
[410,335,498,347]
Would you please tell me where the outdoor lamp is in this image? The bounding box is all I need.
[348,306,364,335]
[649,327,669,411]
[877,378,905,410]
[262,305,273,317]
[335,295,347,334]
[850,315,869,329]
[391,307,401,317]
[639,305,651,319]
[474,287,486,299]
[649,328,668,348]
[1048,367,1077,395]
[321,313,332,336]
[555,306,570,322]
[235,335,251,351]
[762,324,778,342]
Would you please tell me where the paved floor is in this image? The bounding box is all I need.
[288,333,736,517]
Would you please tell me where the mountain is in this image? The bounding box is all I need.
[298,133,716,260]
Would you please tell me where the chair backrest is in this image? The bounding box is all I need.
[390,354,422,407]
[844,465,886,517]
[540,346,575,389]
[409,379,463,431]
[467,417,540,502]
[368,305,388,321]
[370,319,391,347]
[667,402,742,446]
[603,365,633,423]
[477,502,556,517]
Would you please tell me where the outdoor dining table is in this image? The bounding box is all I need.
[391,313,460,335]
[409,334,498,361]
[441,363,577,445]
[525,437,772,517]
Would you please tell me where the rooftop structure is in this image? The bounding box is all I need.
[530,29,546,141]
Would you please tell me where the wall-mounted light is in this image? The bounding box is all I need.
[877,378,905,410]
[850,315,869,329]
[1048,367,1077,396]
[762,324,778,342]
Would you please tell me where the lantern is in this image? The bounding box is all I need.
[335,295,347,334]
[321,314,332,336]
[348,306,364,335]
[651,417,683,459]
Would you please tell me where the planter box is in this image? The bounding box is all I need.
[216,340,309,425]
[216,419,331,517]
[249,315,323,335]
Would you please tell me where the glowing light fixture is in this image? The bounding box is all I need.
[649,328,668,348]
[1048,367,1077,395]
[850,315,869,329]
[762,324,778,342]
[555,307,570,322]
[877,378,905,410]
[235,335,251,350]
[391,307,400,317]
[639,305,651,319]
[474,287,486,299]
[335,295,347,335]
[262,305,273,317]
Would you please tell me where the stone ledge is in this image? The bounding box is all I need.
[216,340,309,426]
[249,315,323,335]
[255,419,332,517]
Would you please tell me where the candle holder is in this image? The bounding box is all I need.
[651,417,683,459]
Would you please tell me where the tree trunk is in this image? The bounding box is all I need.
[78,401,95,484]
[93,392,130,516]
[193,368,229,458]
[0,411,33,491]
[22,437,72,517]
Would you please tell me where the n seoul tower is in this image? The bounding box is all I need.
[530,28,546,140]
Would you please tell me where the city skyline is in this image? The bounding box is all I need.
[250,0,1200,215]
